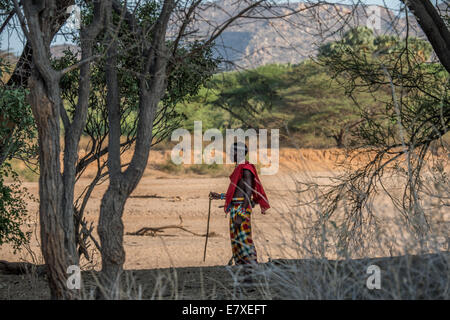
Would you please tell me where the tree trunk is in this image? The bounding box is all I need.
[96,0,173,298]
[333,128,346,148]
[10,0,104,299]
[28,71,78,300]
[96,182,128,298]
[404,0,450,73]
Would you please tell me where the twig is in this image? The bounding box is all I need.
[126,216,215,237]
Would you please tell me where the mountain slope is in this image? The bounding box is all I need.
[197,0,424,69]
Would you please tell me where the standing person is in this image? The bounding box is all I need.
[210,142,270,274]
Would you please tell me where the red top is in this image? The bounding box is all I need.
[224,161,270,213]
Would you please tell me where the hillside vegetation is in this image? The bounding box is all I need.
[176,60,385,148]
[175,26,446,149]
[1,27,444,152]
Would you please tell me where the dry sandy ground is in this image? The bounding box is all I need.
[0,148,448,299]
[0,173,312,270]
[2,148,350,270]
[0,172,323,299]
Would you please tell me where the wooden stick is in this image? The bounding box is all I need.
[203,197,212,262]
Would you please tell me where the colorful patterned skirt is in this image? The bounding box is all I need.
[229,201,258,265]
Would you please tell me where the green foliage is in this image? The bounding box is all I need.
[318,26,377,58]
[166,41,219,107]
[318,26,433,62]
[0,54,36,252]
[176,28,439,149]
[0,57,37,162]
[54,2,219,143]
[0,163,32,251]
[209,64,284,127]
[176,61,379,147]
[317,26,449,149]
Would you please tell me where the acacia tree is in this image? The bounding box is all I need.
[51,2,219,262]
[11,0,109,299]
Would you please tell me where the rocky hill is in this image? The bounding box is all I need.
[2,1,427,70]
[197,0,424,69]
